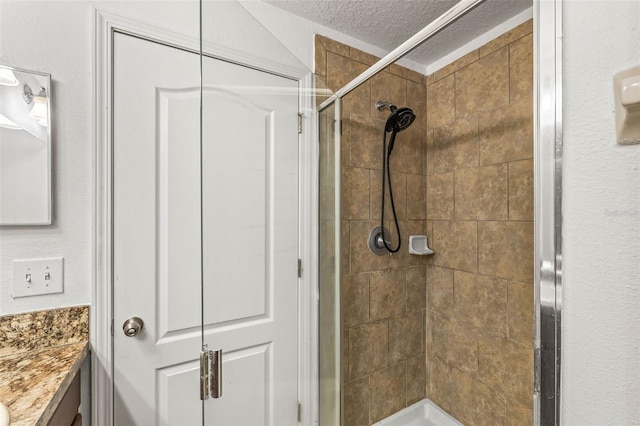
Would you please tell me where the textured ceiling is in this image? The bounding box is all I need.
[265,0,531,67]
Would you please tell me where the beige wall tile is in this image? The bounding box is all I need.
[343,167,371,220]
[315,37,327,76]
[431,221,478,273]
[431,312,479,375]
[343,274,370,328]
[449,368,507,426]
[454,271,508,335]
[343,82,371,118]
[327,52,367,92]
[478,333,533,406]
[432,49,479,82]
[370,170,407,221]
[432,117,479,174]
[426,265,454,315]
[455,163,508,220]
[406,174,426,220]
[425,73,434,86]
[406,265,427,312]
[424,130,434,176]
[344,376,370,426]
[350,113,384,169]
[371,71,408,121]
[508,281,534,344]
[401,220,429,268]
[349,321,388,380]
[478,221,534,282]
[389,311,424,363]
[479,19,533,58]
[478,96,533,165]
[407,80,427,130]
[317,34,350,56]
[390,63,425,85]
[508,159,534,221]
[507,400,533,426]
[342,221,350,274]
[510,33,533,102]
[370,269,406,321]
[390,125,424,175]
[455,47,510,118]
[315,75,329,108]
[350,46,379,66]
[427,74,455,129]
[350,220,399,274]
[427,172,454,220]
[370,363,407,423]
[340,115,351,168]
[427,356,453,412]
[406,354,427,405]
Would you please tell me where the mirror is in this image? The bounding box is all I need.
[0,65,51,225]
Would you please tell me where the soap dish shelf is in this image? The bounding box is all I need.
[408,235,434,255]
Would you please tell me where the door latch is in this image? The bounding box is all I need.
[200,347,222,400]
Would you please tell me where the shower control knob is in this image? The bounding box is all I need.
[122,317,144,337]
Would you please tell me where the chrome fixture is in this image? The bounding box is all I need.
[368,226,391,256]
[122,316,144,337]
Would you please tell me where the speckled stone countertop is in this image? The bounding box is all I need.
[0,306,89,425]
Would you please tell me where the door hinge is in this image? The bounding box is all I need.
[534,346,541,394]
[200,348,223,400]
[297,402,302,423]
[298,112,303,134]
[297,259,303,278]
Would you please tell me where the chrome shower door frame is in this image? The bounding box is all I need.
[533,0,563,424]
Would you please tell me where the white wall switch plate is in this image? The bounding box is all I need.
[12,257,64,298]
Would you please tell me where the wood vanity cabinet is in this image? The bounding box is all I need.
[47,373,81,426]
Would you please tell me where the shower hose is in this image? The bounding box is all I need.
[380,129,401,253]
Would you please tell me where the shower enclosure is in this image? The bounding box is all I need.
[316,0,563,424]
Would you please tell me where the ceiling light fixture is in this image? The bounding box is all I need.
[0,68,19,86]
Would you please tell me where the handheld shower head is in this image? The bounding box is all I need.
[376,100,416,133]
[385,107,415,133]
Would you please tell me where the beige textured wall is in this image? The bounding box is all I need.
[315,35,429,425]
[425,20,534,426]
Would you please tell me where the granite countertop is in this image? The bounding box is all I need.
[0,306,89,426]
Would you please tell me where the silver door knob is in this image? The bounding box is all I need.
[122,317,144,337]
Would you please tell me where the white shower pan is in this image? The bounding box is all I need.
[374,399,464,426]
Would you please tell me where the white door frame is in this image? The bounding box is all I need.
[92,8,318,425]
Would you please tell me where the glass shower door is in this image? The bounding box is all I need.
[318,99,342,426]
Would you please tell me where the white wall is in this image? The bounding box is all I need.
[562,0,640,424]
[0,1,94,315]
